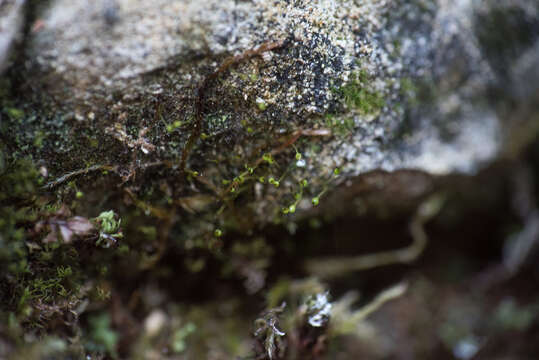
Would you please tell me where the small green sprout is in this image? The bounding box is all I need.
[96,211,120,234]
[186,170,199,182]
[76,191,84,199]
[263,153,275,165]
[311,186,328,207]
[166,120,183,132]
[268,177,280,187]
[283,179,308,216]
[94,210,123,248]
[333,168,341,176]
[214,229,223,237]
[292,144,303,161]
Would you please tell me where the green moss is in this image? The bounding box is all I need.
[4,107,25,120]
[336,71,385,115]
[171,322,197,353]
[95,210,123,247]
[96,210,121,234]
[0,158,112,336]
[323,69,385,136]
[0,159,40,281]
[0,158,40,201]
[85,313,119,357]
[27,265,79,303]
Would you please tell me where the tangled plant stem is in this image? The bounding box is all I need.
[179,39,287,172]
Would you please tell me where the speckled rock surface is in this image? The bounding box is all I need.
[5,0,539,224]
[0,0,26,73]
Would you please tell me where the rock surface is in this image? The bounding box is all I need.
[4,0,539,225]
[0,0,26,73]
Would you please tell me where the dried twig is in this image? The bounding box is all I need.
[42,164,116,190]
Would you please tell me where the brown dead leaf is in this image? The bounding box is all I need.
[59,224,74,243]
[41,216,95,244]
[67,216,94,235]
[42,226,59,243]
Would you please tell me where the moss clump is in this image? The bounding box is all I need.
[335,70,385,115]
[0,159,82,324]
[0,158,127,356]
[27,264,80,303]
[0,158,40,277]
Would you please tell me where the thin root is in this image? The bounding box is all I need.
[304,193,446,278]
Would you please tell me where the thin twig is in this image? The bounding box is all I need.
[42,164,116,190]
